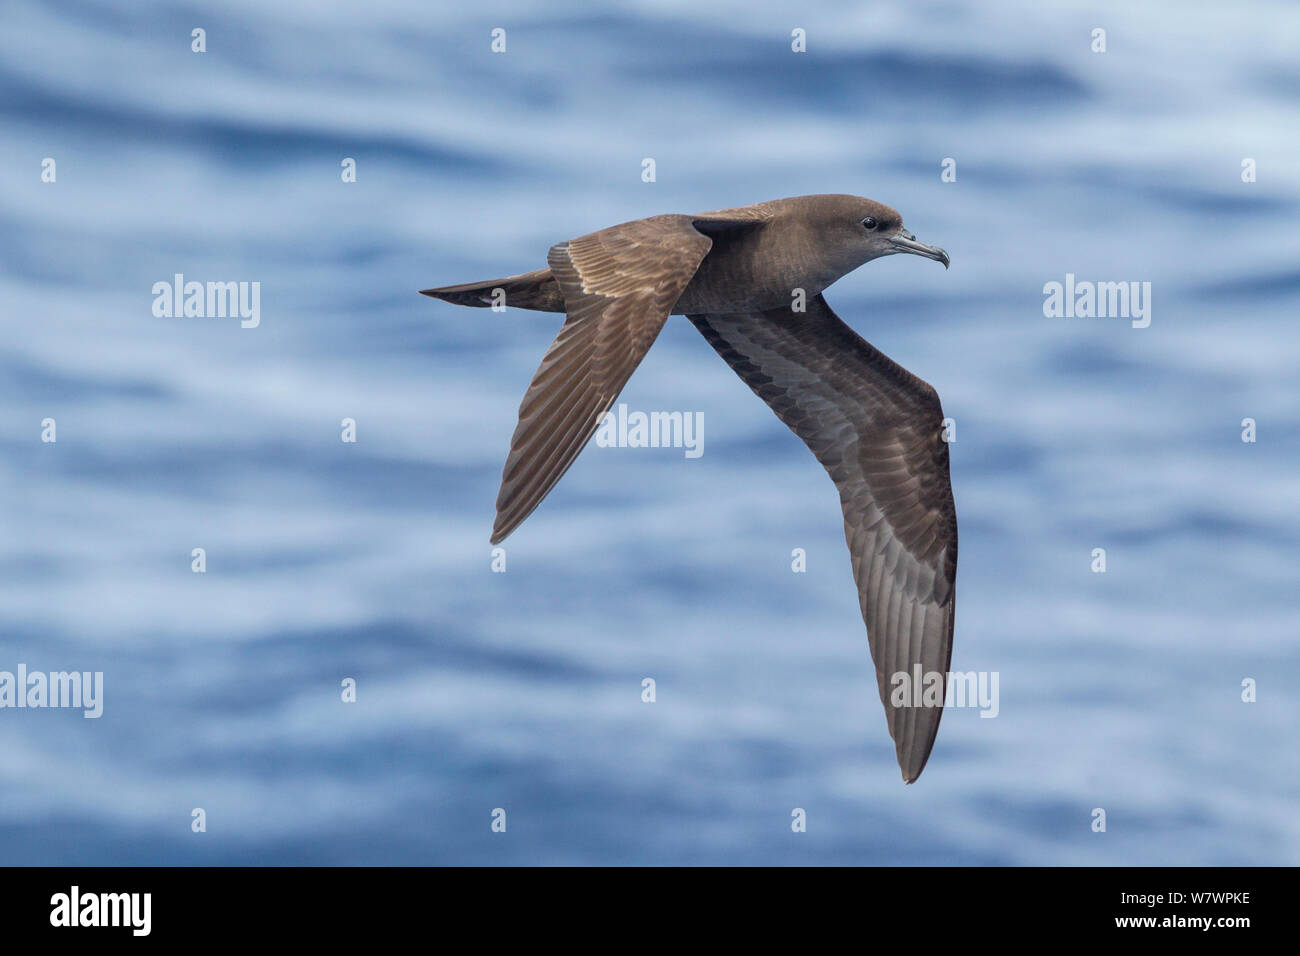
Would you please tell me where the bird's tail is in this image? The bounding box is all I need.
[419,267,565,312]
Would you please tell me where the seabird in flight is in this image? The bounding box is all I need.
[421,194,957,782]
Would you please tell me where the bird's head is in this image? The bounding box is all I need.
[801,195,950,282]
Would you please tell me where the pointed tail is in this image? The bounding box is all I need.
[419,267,565,312]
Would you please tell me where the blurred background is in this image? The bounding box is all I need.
[2,0,1297,865]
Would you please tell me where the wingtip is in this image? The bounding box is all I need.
[900,748,934,784]
[898,739,936,784]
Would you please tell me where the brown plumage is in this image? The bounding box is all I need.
[421,194,956,783]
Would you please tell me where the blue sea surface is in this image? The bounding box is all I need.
[1,0,1297,865]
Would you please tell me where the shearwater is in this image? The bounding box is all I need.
[422,194,957,782]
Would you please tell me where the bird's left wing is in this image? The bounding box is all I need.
[688,294,958,782]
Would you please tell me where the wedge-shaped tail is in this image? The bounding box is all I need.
[420,268,565,312]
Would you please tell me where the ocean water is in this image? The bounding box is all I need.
[1,0,1297,865]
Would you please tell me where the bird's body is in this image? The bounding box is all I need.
[422,194,958,782]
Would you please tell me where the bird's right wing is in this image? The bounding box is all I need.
[688,294,958,782]
[491,215,715,544]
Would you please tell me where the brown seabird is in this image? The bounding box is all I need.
[421,194,957,783]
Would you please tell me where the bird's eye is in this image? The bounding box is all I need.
[862,217,878,231]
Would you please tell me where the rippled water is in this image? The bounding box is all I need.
[2,0,1298,864]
